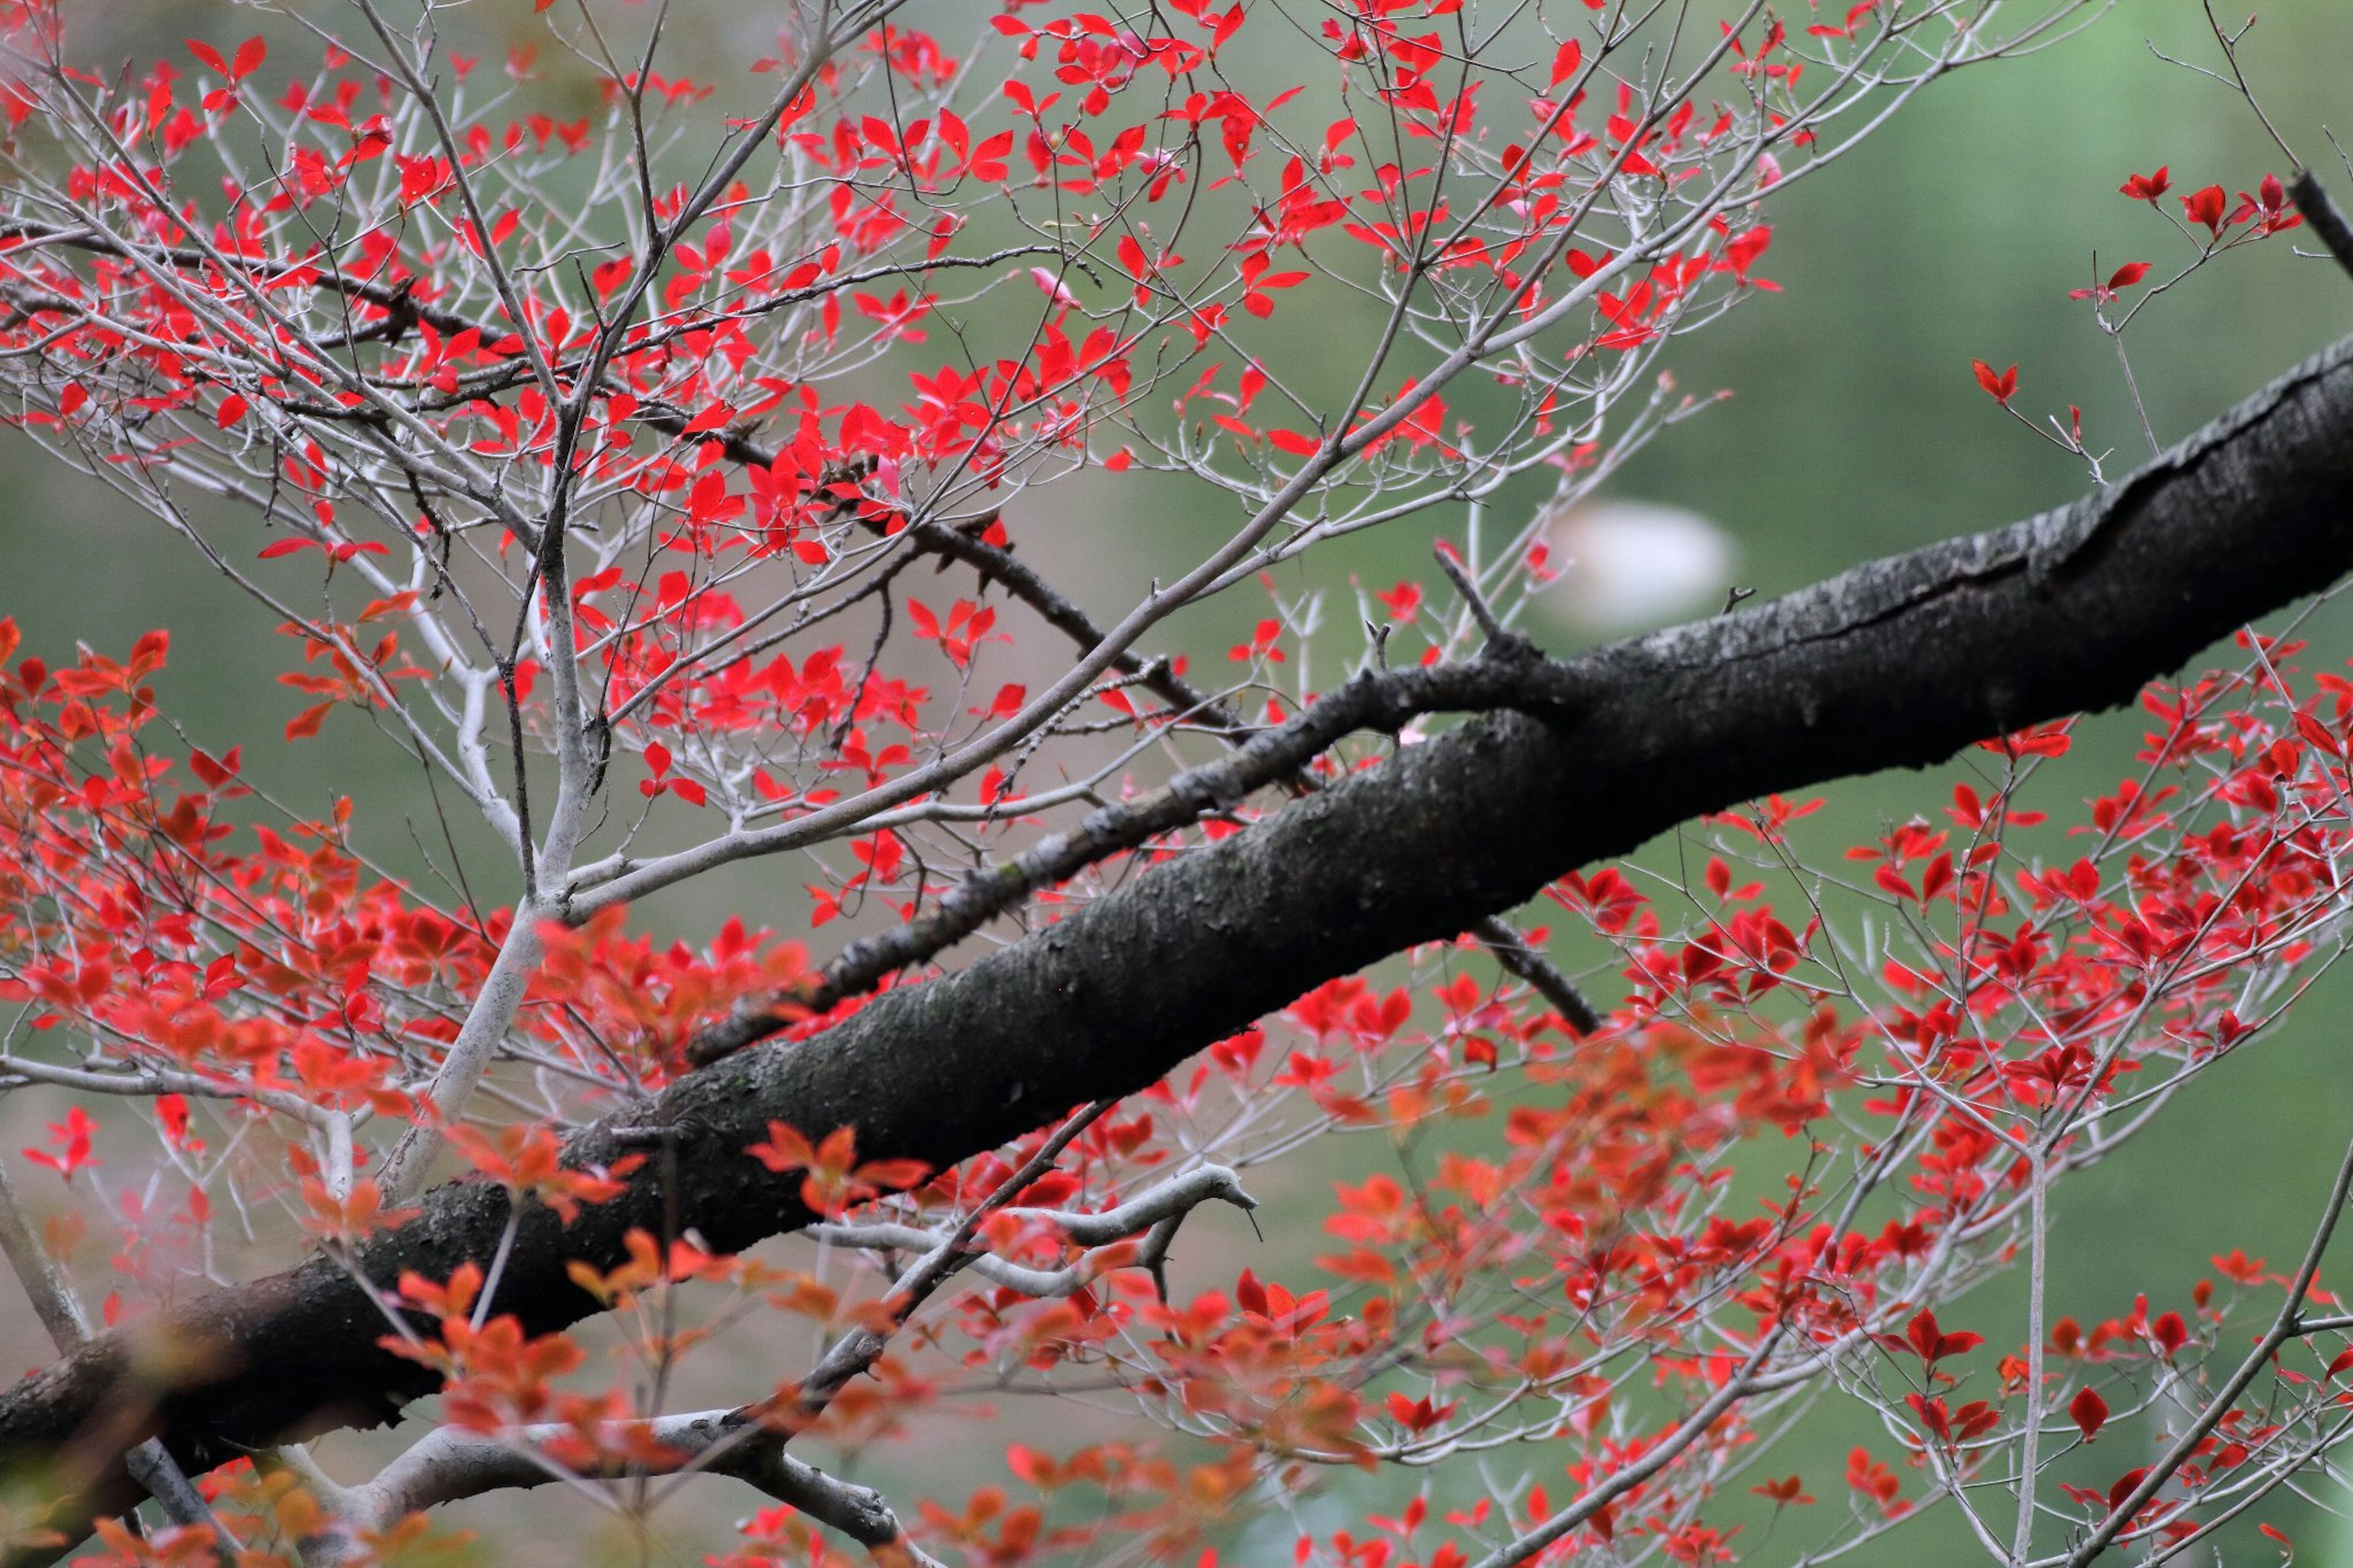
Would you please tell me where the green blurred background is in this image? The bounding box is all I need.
[10,0,2353,1561]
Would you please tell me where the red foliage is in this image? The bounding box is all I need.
[0,1,2337,1564]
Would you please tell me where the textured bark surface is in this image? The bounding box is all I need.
[9,333,2353,1537]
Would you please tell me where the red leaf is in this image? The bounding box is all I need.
[2105,261,2150,291]
[285,700,334,741]
[1971,359,2018,404]
[2182,184,2227,235]
[857,1157,930,1191]
[189,746,240,787]
[1901,1308,1981,1366]
[232,36,266,80]
[216,394,249,428]
[129,629,169,679]
[2070,1386,2108,1441]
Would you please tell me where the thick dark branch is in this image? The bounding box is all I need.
[681,531,1574,1061]
[9,336,2353,1547]
[688,650,1582,1064]
[2292,170,2353,281]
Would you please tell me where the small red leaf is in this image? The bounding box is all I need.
[189,746,241,787]
[285,700,333,741]
[1971,359,2018,404]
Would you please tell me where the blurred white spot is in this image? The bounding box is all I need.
[1537,498,1739,638]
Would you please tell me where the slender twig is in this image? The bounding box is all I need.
[1470,914,1602,1036]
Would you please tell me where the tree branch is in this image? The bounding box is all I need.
[805,1164,1258,1299]
[687,649,1584,1064]
[2292,170,2353,281]
[9,332,2353,1552]
[317,1411,936,1567]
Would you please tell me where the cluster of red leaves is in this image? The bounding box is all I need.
[0,0,1816,886]
[0,622,814,1271]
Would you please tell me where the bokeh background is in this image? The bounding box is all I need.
[9,1,2353,1562]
